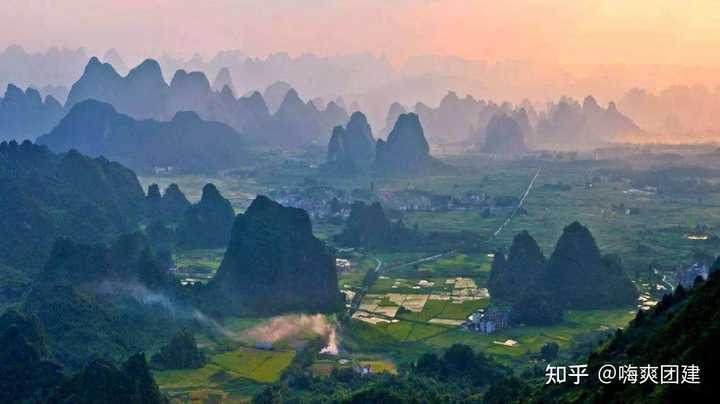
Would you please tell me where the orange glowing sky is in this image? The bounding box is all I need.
[3,0,720,68]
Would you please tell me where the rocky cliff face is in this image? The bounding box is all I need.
[210,195,343,315]
[490,223,638,311]
[161,183,191,222]
[375,113,446,175]
[488,230,546,301]
[545,221,638,308]
[325,111,376,173]
[176,184,235,249]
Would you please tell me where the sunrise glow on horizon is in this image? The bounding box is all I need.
[3,0,719,68]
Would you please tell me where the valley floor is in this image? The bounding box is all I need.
[142,150,719,401]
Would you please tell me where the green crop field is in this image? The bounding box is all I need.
[174,249,225,270]
[154,347,295,401]
[212,348,295,383]
[145,154,720,399]
[346,307,635,367]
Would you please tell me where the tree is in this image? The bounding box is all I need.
[150,330,205,370]
[414,352,444,376]
[510,292,563,326]
[540,342,560,362]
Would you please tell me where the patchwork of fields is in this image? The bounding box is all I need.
[345,250,637,367]
[139,156,720,399]
[353,254,491,321]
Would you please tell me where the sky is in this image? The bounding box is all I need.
[3,0,720,68]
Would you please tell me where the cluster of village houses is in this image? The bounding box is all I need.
[462,308,509,334]
[272,182,505,221]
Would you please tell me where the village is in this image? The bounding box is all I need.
[271,181,514,221]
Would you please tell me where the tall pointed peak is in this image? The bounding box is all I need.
[212,67,234,92]
[219,85,235,99]
[392,113,422,132]
[349,111,369,126]
[126,59,164,82]
[4,83,24,100]
[169,69,189,87]
[102,48,128,72]
[441,91,460,105]
[82,56,119,78]
[325,100,344,114]
[246,91,264,103]
[283,88,301,103]
[607,101,618,113]
[44,95,62,109]
[87,56,102,67]
[133,58,162,73]
[25,87,42,104]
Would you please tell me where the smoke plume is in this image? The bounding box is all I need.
[96,281,239,339]
[244,314,340,355]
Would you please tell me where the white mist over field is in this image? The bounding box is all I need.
[244,314,340,355]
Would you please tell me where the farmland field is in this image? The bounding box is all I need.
[139,153,720,398]
[153,347,294,402]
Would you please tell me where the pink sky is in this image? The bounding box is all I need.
[3,0,720,68]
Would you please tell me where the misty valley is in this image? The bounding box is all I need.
[3,7,720,403]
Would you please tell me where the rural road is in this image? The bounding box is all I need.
[348,167,542,316]
[493,167,541,238]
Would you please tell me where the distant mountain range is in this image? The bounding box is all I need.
[0,53,643,151]
[64,57,347,146]
[403,91,536,144]
[385,91,639,148]
[482,114,528,155]
[0,84,63,142]
[0,56,350,147]
[0,45,87,95]
[537,96,641,147]
[38,99,247,173]
[5,44,720,137]
[618,85,720,134]
[326,112,450,176]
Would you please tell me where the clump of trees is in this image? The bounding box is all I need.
[150,330,205,370]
